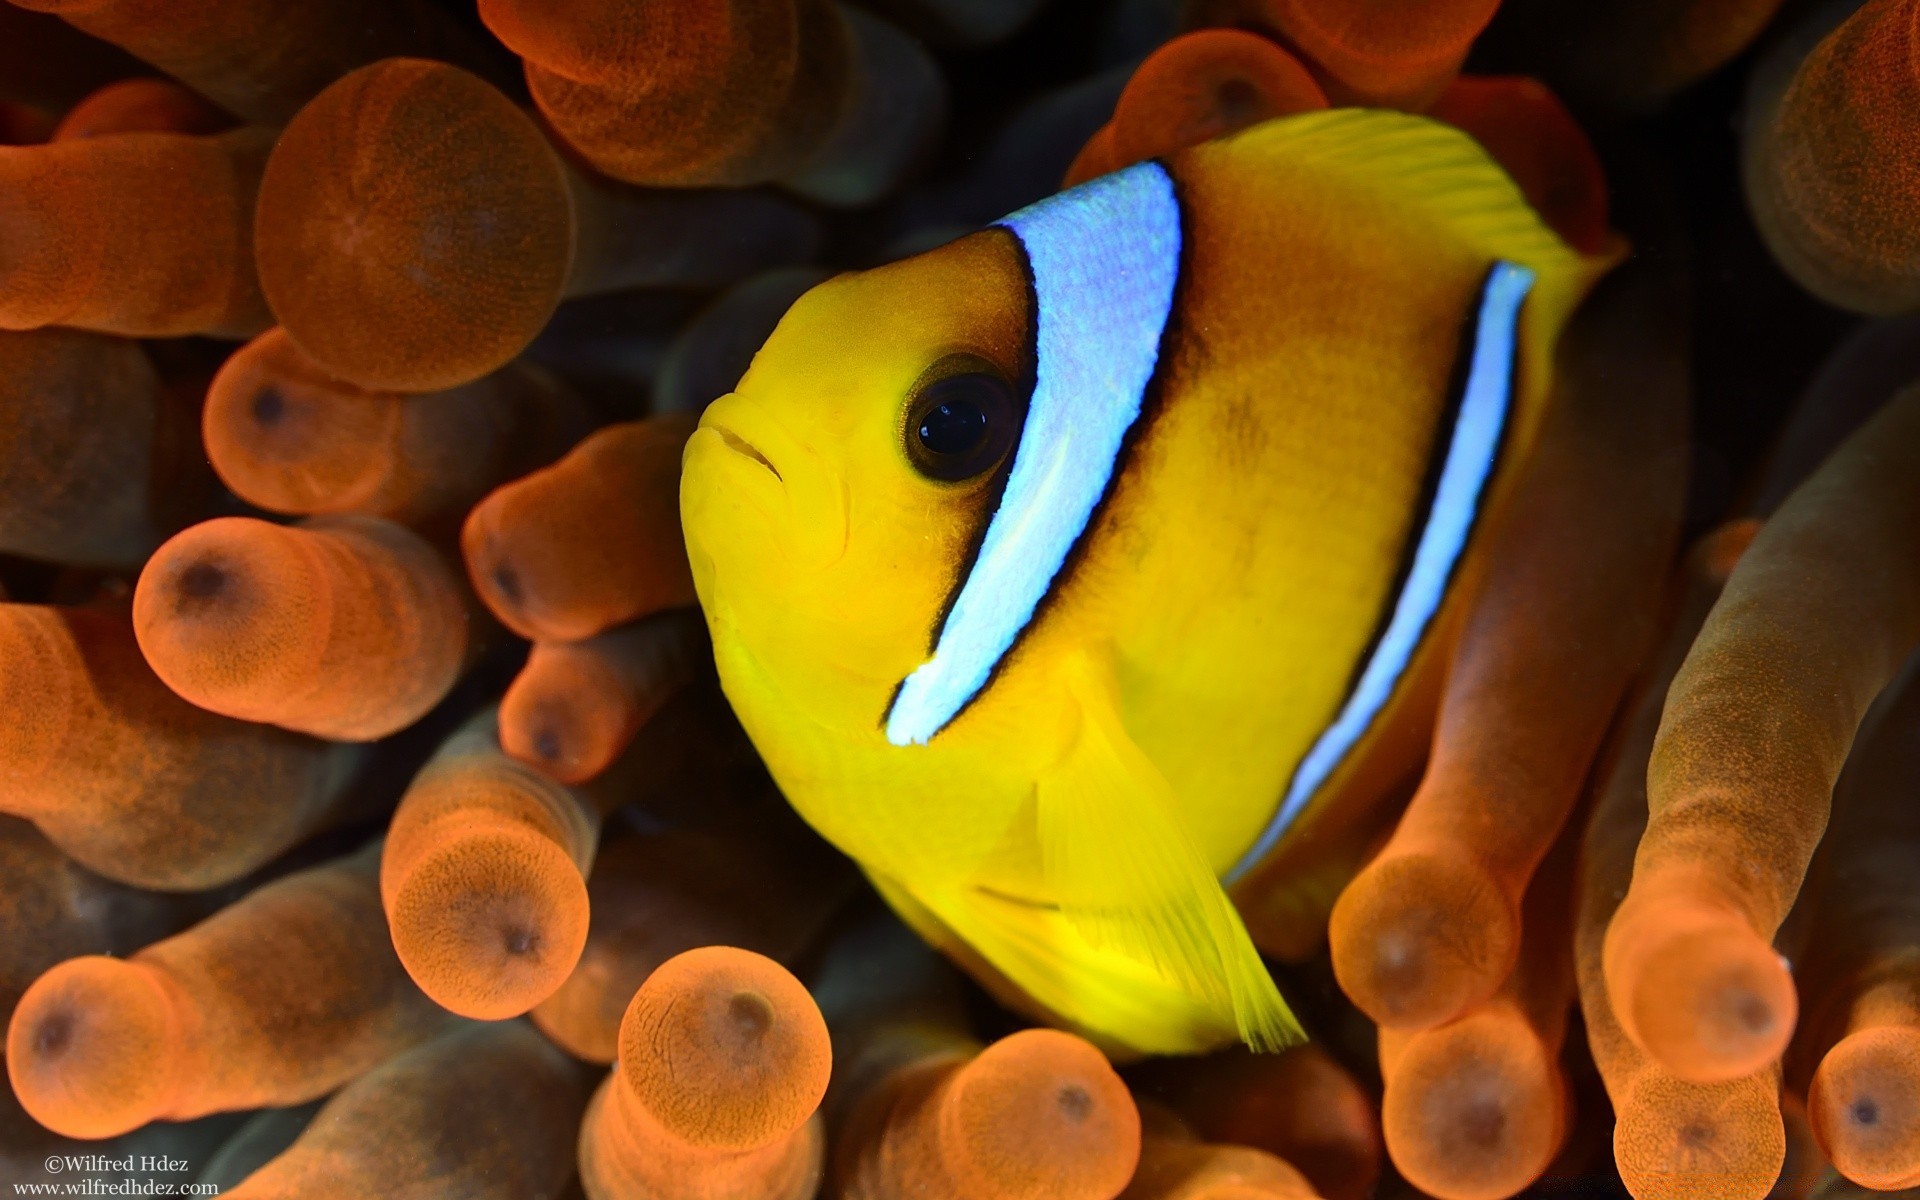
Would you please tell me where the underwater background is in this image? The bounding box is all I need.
[0,0,1917,1197]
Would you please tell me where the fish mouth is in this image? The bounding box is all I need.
[707,424,782,483]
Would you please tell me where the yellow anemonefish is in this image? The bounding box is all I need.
[681,109,1616,1056]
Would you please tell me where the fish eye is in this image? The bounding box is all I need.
[905,368,1019,483]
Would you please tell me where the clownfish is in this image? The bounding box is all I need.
[681,109,1615,1055]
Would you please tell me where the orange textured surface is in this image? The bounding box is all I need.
[1745,0,1920,314]
[1796,645,1920,1188]
[0,816,202,1030]
[1605,383,1920,1085]
[1147,1045,1380,1200]
[532,830,857,1063]
[253,59,574,394]
[203,328,592,534]
[1332,259,1686,1032]
[1108,31,1326,168]
[1377,826,1578,1200]
[1181,0,1499,108]
[5,843,447,1138]
[132,514,469,741]
[1120,1133,1321,1199]
[0,127,270,337]
[51,78,233,140]
[836,1027,1141,1200]
[254,58,819,393]
[223,1021,590,1200]
[464,416,698,642]
[500,609,707,784]
[0,328,205,569]
[478,0,853,187]
[1811,1027,1920,1190]
[1428,76,1611,256]
[0,603,360,890]
[381,719,602,1020]
[578,946,830,1200]
[1379,1009,1568,1200]
[1577,522,1787,1200]
[7,0,490,124]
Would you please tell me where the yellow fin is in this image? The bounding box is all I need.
[1038,656,1302,1053]
[1201,108,1600,278]
[868,871,1238,1057]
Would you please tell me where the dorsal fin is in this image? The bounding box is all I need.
[1194,108,1601,279]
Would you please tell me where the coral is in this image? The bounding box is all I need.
[820,918,1143,1200]
[1795,655,1920,1188]
[1376,827,1575,1200]
[1120,1126,1322,1199]
[1109,31,1327,169]
[834,1027,1142,1200]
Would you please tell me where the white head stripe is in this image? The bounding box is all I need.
[1228,261,1536,880]
[885,162,1183,747]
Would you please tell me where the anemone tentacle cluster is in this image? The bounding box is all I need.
[0,1,1916,1198]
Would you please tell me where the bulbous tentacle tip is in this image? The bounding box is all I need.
[616,945,831,1153]
[1810,1025,1920,1190]
[1606,901,1797,1084]
[1613,1072,1787,1200]
[385,821,592,1021]
[938,1028,1142,1200]
[255,58,572,394]
[1382,1012,1566,1200]
[6,955,180,1140]
[1330,849,1517,1032]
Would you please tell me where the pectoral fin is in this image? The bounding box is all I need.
[1038,657,1302,1052]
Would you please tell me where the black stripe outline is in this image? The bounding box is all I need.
[889,162,1194,741]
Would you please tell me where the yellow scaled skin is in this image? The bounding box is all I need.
[683,110,1613,1056]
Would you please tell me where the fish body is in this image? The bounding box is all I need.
[681,110,1613,1055]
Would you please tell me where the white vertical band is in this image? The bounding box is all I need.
[1229,261,1535,880]
[886,162,1184,746]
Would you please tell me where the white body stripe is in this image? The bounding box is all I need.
[1228,261,1536,881]
[885,162,1183,747]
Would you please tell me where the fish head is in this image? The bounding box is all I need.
[681,228,1047,880]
